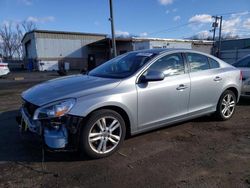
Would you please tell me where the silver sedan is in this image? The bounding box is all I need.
[19,49,242,158]
[233,55,250,96]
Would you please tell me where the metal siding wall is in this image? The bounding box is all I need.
[149,41,192,49]
[23,32,106,70]
[134,41,150,50]
[35,34,105,59]
[192,44,212,54]
[220,49,250,64]
[220,39,250,51]
[36,38,82,58]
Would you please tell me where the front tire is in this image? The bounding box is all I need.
[80,109,126,159]
[216,90,236,121]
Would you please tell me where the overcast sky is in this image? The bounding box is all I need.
[0,0,250,39]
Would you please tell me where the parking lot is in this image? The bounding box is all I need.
[0,71,250,188]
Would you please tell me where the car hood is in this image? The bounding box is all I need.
[22,74,121,106]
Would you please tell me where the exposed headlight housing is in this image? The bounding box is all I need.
[33,99,76,120]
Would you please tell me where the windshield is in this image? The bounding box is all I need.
[88,52,156,78]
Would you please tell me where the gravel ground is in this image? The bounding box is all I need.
[0,71,250,188]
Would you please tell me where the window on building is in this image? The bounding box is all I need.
[146,53,185,77]
[186,53,210,72]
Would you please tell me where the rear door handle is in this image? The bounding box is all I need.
[214,76,222,81]
[176,84,188,90]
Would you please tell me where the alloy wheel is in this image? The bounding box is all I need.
[88,116,122,154]
[221,93,235,118]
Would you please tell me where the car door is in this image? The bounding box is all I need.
[185,53,224,114]
[136,53,191,128]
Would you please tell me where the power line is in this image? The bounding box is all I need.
[146,10,249,38]
[218,10,250,16]
[147,21,203,36]
[147,23,190,36]
[221,29,250,32]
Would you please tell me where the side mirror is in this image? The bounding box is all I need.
[140,70,165,83]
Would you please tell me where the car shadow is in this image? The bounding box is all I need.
[0,110,90,163]
[238,96,250,106]
[1,96,250,163]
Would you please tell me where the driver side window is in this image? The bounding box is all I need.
[146,53,185,77]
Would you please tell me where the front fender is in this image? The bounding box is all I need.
[68,91,138,133]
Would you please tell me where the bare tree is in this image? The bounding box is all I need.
[0,20,36,59]
[0,22,16,58]
[21,20,37,33]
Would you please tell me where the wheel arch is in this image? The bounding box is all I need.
[223,86,239,102]
[84,105,132,137]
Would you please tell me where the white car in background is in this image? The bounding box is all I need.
[233,55,250,96]
[0,59,10,77]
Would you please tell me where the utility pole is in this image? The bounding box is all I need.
[218,16,223,58]
[109,0,117,57]
[212,16,219,56]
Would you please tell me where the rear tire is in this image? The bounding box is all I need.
[215,90,236,121]
[80,109,126,159]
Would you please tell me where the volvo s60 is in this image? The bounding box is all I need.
[18,49,242,158]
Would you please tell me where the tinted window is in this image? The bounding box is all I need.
[186,53,210,72]
[147,53,185,76]
[208,57,220,69]
[234,56,250,67]
[89,52,156,78]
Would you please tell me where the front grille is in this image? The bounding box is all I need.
[23,100,39,117]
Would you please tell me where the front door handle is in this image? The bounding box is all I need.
[176,84,188,90]
[214,76,222,81]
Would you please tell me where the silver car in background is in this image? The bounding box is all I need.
[18,49,242,158]
[233,55,250,96]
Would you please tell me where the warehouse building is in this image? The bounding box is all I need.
[22,30,106,70]
[22,30,213,71]
[132,37,212,54]
[88,37,213,65]
[216,38,250,51]
[215,38,250,64]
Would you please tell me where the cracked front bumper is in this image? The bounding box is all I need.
[17,107,83,152]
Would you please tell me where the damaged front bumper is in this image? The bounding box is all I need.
[17,107,83,152]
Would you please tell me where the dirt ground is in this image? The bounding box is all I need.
[0,71,250,188]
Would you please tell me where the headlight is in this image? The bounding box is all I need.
[33,99,76,120]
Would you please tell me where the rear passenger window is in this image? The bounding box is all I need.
[208,57,220,69]
[186,53,210,72]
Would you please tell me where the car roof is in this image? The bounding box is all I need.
[128,48,232,68]
[131,48,199,55]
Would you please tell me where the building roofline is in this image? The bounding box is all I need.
[132,37,213,43]
[217,37,250,42]
[87,37,134,46]
[22,29,107,43]
[89,36,213,43]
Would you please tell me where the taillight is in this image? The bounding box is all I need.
[240,71,243,80]
[0,64,7,67]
